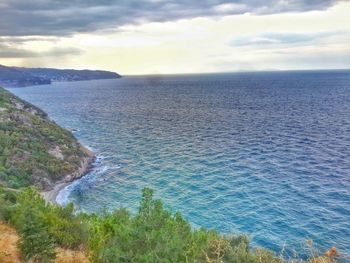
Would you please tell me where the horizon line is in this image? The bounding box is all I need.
[123,68,350,77]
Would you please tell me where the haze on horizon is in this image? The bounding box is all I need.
[0,0,349,75]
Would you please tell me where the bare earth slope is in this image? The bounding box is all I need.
[0,222,89,263]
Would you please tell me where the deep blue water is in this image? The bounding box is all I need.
[9,71,350,257]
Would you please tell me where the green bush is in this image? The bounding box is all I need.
[0,186,326,263]
[87,188,281,263]
[7,188,89,249]
[45,204,89,248]
[0,188,14,221]
[18,208,56,263]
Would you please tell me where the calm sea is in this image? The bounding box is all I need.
[9,71,350,257]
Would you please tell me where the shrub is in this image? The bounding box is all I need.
[1,186,323,263]
[7,187,88,249]
[87,188,280,263]
[18,209,56,263]
[45,204,89,248]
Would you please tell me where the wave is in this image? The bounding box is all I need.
[56,153,117,206]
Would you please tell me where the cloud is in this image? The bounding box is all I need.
[0,42,82,58]
[0,44,36,58]
[230,31,342,47]
[0,36,59,44]
[0,0,342,37]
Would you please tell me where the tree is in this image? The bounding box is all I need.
[18,208,56,263]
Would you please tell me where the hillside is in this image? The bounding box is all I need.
[0,65,121,87]
[0,65,51,87]
[0,87,93,190]
[0,222,89,263]
[16,67,121,82]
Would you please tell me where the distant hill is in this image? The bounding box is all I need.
[0,64,121,87]
[0,65,51,87]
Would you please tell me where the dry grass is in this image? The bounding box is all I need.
[0,222,90,263]
[0,221,21,263]
[309,256,332,263]
[54,248,89,263]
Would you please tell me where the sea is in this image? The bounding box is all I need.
[9,70,350,258]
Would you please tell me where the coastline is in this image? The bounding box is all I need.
[41,145,95,204]
[0,86,96,204]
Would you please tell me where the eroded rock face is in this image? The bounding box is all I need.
[49,146,64,160]
[11,112,32,126]
[14,102,24,110]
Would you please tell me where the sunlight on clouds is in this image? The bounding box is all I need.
[78,35,161,48]
[214,3,247,13]
[0,1,349,74]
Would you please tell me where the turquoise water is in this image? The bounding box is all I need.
[9,71,350,257]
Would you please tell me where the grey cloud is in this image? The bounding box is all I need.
[0,36,60,44]
[0,42,82,58]
[43,47,83,57]
[0,0,342,37]
[0,44,36,58]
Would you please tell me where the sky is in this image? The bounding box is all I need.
[0,0,349,75]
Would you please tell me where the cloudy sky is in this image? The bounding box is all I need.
[0,0,349,75]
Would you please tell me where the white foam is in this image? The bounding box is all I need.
[55,152,120,206]
[56,180,80,206]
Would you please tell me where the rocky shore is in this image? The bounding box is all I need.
[41,145,95,204]
[0,87,96,202]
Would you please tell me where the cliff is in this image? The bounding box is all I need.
[0,87,94,190]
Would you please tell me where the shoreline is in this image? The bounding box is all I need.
[41,145,95,204]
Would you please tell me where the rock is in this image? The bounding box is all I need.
[48,146,64,160]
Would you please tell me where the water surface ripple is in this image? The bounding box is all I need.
[10,71,350,256]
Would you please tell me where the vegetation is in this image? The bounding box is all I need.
[0,187,338,263]
[87,188,280,263]
[0,221,88,263]
[0,87,91,189]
